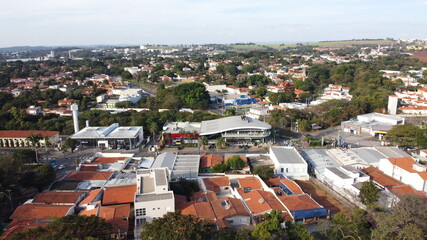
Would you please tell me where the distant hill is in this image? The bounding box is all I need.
[0,46,55,53]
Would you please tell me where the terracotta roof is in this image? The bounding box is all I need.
[174,194,187,209]
[280,179,304,194]
[10,204,72,220]
[180,202,216,219]
[64,171,113,181]
[388,185,427,199]
[210,198,249,219]
[33,191,85,205]
[240,190,286,215]
[0,130,59,138]
[278,194,321,211]
[1,219,47,240]
[79,165,99,171]
[237,177,263,190]
[191,191,218,202]
[98,204,131,234]
[79,202,101,216]
[200,154,223,168]
[79,189,103,206]
[362,166,403,188]
[93,157,127,164]
[387,157,427,180]
[203,177,230,194]
[102,185,136,205]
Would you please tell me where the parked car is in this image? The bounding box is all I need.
[58,164,65,170]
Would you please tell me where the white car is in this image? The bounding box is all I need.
[58,164,65,170]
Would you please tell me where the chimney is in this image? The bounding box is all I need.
[86,120,90,128]
[71,103,79,133]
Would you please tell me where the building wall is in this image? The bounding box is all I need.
[134,198,174,238]
[379,158,426,192]
[226,215,251,227]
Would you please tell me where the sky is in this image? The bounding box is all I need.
[1,0,427,47]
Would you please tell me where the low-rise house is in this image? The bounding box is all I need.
[103,185,137,205]
[210,198,251,227]
[26,106,43,116]
[32,191,86,206]
[379,157,427,192]
[200,154,223,173]
[201,176,232,196]
[0,130,60,148]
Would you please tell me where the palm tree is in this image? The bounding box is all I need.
[149,122,159,143]
[43,136,52,161]
[215,137,227,150]
[27,133,43,163]
[200,136,208,150]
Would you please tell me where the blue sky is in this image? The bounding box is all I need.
[1,0,426,47]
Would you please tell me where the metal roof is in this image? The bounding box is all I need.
[151,152,177,169]
[135,192,174,202]
[171,155,200,179]
[375,147,411,158]
[271,147,306,164]
[299,148,339,174]
[71,123,142,139]
[351,148,386,164]
[326,167,352,179]
[200,116,271,135]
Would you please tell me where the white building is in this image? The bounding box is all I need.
[134,168,174,237]
[269,147,309,180]
[341,112,405,138]
[379,157,427,193]
[319,84,352,101]
[246,107,270,120]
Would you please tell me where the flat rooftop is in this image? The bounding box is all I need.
[270,147,306,164]
[135,192,174,202]
[171,155,200,179]
[163,122,201,134]
[326,167,352,179]
[151,152,177,169]
[351,148,386,164]
[71,123,142,139]
[299,148,339,174]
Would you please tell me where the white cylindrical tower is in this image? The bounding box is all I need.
[71,103,79,133]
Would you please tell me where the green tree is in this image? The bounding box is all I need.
[224,108,236,116]
[372,195,427,240]
[12,149,36,163]
[12,215,112,240]
[256,86,267,97]
[384,124,420,148]
[149,122,159,138]
[121,70,133,79]
[211,163,228,173]
[27,133,43,163]
[251,210,284,240]
[225,155,245,170]
[359,181,379,206]
[115,101,134,108]
[215,137,227,149]
[297,119,312,132]
[169,178,200,198]
[33,163,56,191]
[64,138,78,153]
[200,136,208,150]
[141,211,215,240]
[253,165,274,179]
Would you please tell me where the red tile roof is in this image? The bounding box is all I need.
[102,185,136,205]
[388,185,427,199]
[79,165,99,171]
[191,191,218,202]
[1,219,47,240]
[387,157,427,180]
[200,154,223,168]
[203,177,230,194]
[180,202,216,219]
[237,177,263,190]
[93,157,127,164]
[174,194,187,209]
[79,202,101,216]
[98,204,131,234]
[0,130,59,138]
[362,166,404,188]
[10,204,72,220]
[240,190,286,215]
[278,194,322,211]
[79,189,103,206]
[64,171,113,181]
[225,155,248,163]
[264,177,304,194]
[33,191,85,205]
[210,198,250,219]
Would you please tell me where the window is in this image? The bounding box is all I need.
[286,168,288,173]
[136,218,146,226]
[281,168,284,173]
[153,208,156,210]
[136,208,146,216]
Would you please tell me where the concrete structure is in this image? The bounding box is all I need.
[134,168,174,237]
[379,157,427,193]
[161,122,201,146]
[0,130,60,148]
[388,95,398,115]
[341,113,405,138]
[71,103,79,133]
[269,147,309,180]
[70,123,144,149]
[246,107,270,120]
[151,153,200,179]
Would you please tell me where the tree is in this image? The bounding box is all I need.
[224,108,236,116]
[285,221,316,240]
[12,215,112,240]
[64,138,77,153]
[12,149,36,163]
[215,137,227,149]
[372,195,427,240]
[253,165,274,179]
[115,101,134,108]
[251,210,284,240]
[169,178,200,198]
[141,211,215,240]
[226,155,245,170]
[211,163,228,173]
[359,181,379,206]
[149,122,158,138]
[297,119,312,132]
[121,70,133,79]
[33,163,56,191]
[27,133,43,163]
[256,86,267,97]
[384,124,420,148]
[200,136,208,150]
[321,209,372,240]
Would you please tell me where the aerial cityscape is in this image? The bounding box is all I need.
[1,1,427,240]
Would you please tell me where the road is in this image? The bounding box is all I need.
[310,126,382,148]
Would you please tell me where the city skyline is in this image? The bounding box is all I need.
[1,0,427,48]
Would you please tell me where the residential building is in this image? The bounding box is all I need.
[210,198,251,227]
[379,157,427,192]
[245,107,270,120]
[134,168,174,237]
[341,113,405,139]
[201,176,232,196]
[26,106,43,116]
[199,154,223,173]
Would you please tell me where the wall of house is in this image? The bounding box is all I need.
[226,215,251,226]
